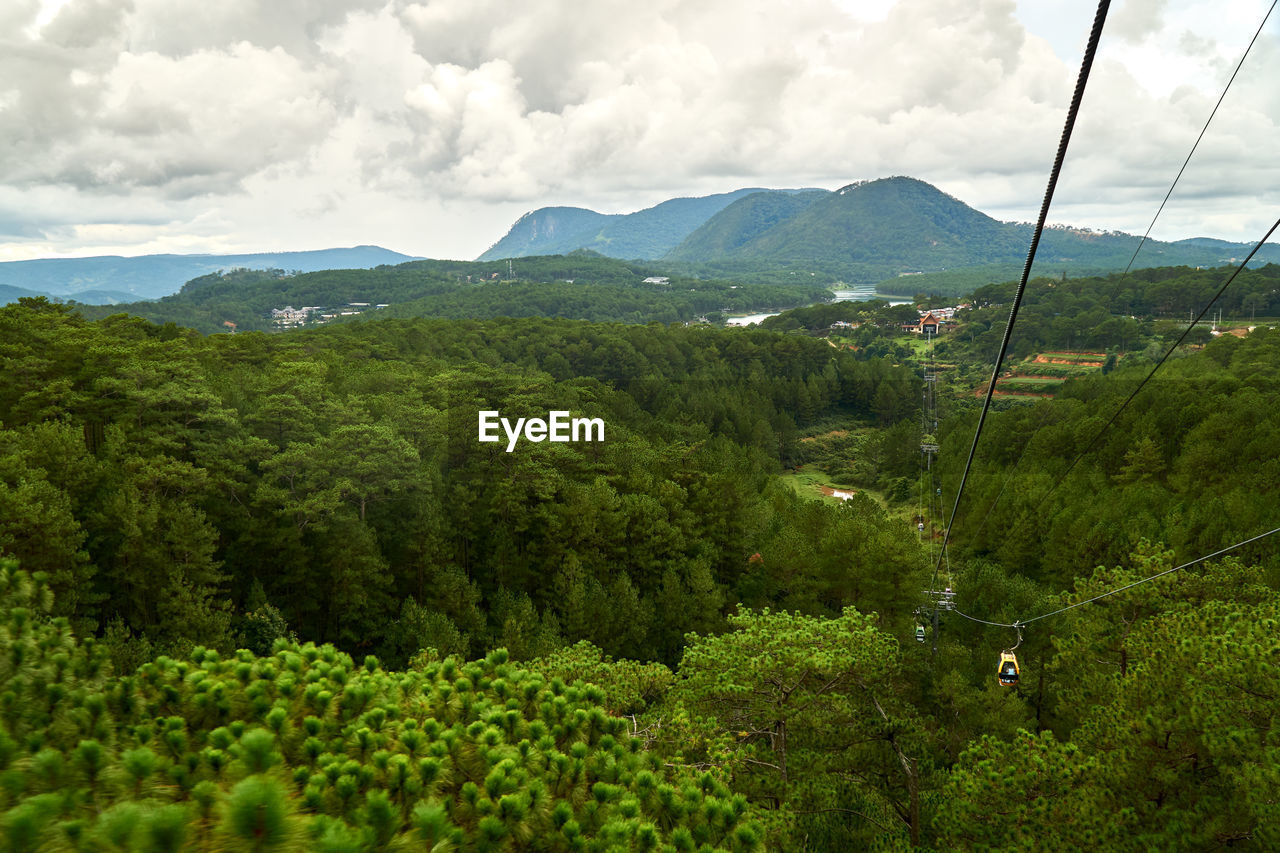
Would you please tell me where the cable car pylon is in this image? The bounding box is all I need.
[916,324,954,656]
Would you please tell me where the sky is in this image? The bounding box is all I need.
[2,0,1278,262]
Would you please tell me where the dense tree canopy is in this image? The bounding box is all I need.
[4,270,1280,849]
[0,299,925,665]
[70,255,831,333]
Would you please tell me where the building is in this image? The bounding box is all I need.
[269,305,326,328]
[908,312,945,334]
[269,306,311,328]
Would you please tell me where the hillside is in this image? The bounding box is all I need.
[0,245,419,301]
[473,206,611,259]
[674,176,1280,283]
[672,177,1024,279]
[5,297,1280,849]
[477,188,802,261]
[71,253,829,332]
[483,177,1280,289]
[664,189,828,259]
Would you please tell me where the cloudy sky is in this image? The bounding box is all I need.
[2,0,1277,262]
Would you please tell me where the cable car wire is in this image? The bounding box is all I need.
[960,0,1277,548]
[1120,0,1277,278]
[919,4,1279,677]
[1008,214,1280,523]
[950,523,1280,629]
[929,0,1112,593]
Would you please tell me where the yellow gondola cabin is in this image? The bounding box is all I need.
[998,651,1020,686]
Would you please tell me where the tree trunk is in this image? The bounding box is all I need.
[869,691,919,847]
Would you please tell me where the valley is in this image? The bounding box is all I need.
[7,0,1280,848]
[5,253,1279,848]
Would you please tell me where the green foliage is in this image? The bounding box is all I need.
[0,567,758,851]
[936,729,1121,851]
[531,641,674,716]
[72,254,830,333]
[0,303,924,664]
[948,264,1280,359]
[936,550,1280,850]
[6,266,1280,851]
[223,776,293,850]
[947,326,1280,586]
[240,603,295,658]
[670,606,934,849]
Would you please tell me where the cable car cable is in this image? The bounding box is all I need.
[950,523,1280,629]
[1005,213,1280,529]
[1119,0,1277,279]
[959,0,1276,548]
[928,0,1112,593]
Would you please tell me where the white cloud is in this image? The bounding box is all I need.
[1110,0,1171,42]
[3,0,1278,261]
[3,42,335,196]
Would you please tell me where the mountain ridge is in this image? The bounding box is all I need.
[483,176,1280,285]
[478,188,819,262]
[0,245,420,302]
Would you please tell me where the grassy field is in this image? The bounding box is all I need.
[1001,375,1066,387]
[994,350,1116,396]
[904,335,946,356]
[779,465,886,508]
[1037,351,1107,363]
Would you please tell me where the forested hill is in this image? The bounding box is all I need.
[669,177,1280,282]
[1,300,926,665]
[480,177,1280,286]
[477,188,803,261]
[0,245,417,301]
[4,298,1280,847]
[71,252,830,332]
[942,324,1280,587]
[664,189,828,259]
[668,177,1014,276]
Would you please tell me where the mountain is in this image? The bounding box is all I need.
[0,282,145,305]
[475,207,612,259]
[0,245,419,302]
[664,190,828,259]
[671,177,1027,278]
[63,289,146,305]
[666,176,1280,284]
[477,188,816,261]
[0,284,47,304]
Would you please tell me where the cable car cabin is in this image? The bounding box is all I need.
[915,624,926,643]
[997,651,1020,686]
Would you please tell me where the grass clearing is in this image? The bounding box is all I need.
[799,429,851,443]
[1001,376,1065,387]
[779,464,885,507]
[1036,351,1107,363]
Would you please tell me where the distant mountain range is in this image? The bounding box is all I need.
[9,179,1277,307]
[480,177,1280,285]
[0,245,419,302]
[478,188,821,261]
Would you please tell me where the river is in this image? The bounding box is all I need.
[724,286,914,327]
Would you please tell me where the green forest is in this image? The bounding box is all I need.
[69,254,831,334]
[3,260,1280,850]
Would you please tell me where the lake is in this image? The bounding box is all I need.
[724,286,914,327]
